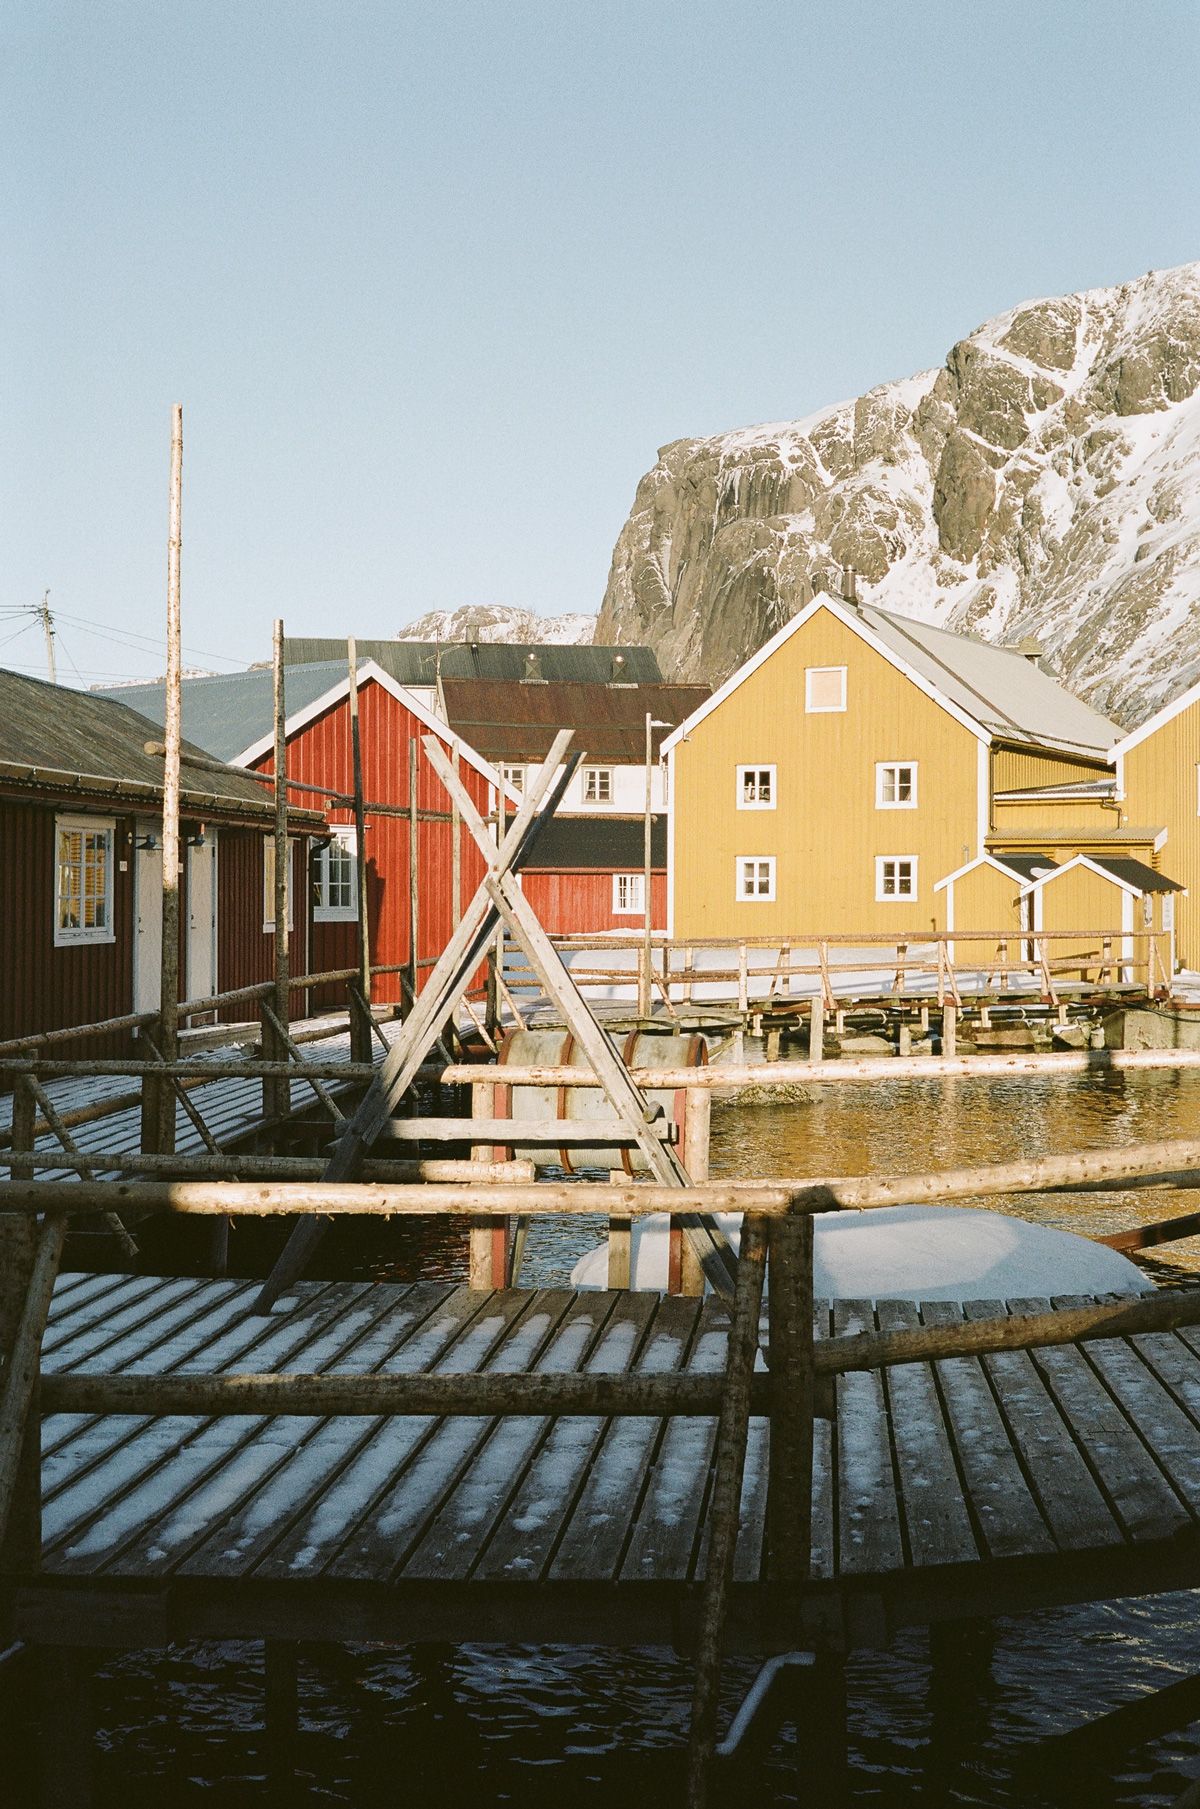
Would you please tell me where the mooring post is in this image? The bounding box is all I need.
[264,1640,299,1799]
[38,1647,96,1809]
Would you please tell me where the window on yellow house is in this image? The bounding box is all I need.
[805,666,846,712]
[737,765,776,809]
[875,855,917,901]
[876,762,918,808]
[736,856,776,901]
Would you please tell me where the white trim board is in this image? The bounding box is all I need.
[933,853,1035,893]
[1110,676,1200,762]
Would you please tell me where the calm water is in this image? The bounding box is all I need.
[11,1069,1200,1805]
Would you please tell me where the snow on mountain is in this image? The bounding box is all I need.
[396,604,596,646]
[597,263,1200,725]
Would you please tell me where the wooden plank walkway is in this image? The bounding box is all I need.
[0,1015,406,1183]
[17,1273,1200,1654]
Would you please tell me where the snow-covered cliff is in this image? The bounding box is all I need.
[597,263,1200,725]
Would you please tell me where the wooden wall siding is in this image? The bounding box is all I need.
[253,679,492,1005]
[991,747,1111,794]
[1122,702,1200,969]
[991,797,1114,831]
[670,604,981,938]
[0,799,135,1054]
[1036,866,1130,968]
[216,831,308,1019]
[522,870,667,935]
[936,863,1025,936]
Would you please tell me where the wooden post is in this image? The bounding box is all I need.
[679,1085,710,1296]
[607,1214,632,1289]
[348,977,374,1068]
[686,1216,769,1807]
[766,1213,814,1587]
[468,1080,504,1287]
[735,942,748,1062]
[640,709,653,1018]
[408,735,420,1004]
[265,619,291,1124]
[809,997,825,1064]
[0,1076,38,1573]
[347,638,371,1014]
[451,745,462,927]
[157,402,183,1155]
[139,1016,166,1154]
[942,1001,957,1058]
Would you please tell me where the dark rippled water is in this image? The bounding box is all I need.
[10,1068,1200,1805]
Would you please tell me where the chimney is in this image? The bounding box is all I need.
[841,564,859,607]
[1014,637,1043,665]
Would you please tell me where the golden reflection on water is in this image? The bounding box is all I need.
[708,1070,1200,1282]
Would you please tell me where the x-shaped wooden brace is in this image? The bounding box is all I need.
[255,731,584,1310]
[423,734,737,1298]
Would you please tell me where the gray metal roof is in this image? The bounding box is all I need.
[991,853,1059,882]
[0,668,292,818]
[94,662,353,763]
[1088,856,1184,894]
[994,778,1118,802]
[857,603,1121,757]
[282,637,664,685]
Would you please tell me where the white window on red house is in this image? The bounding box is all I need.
[612,872,646,914]
[54,816,115,945]
[875,855,917,901]
[876,762,918,808]
[583,766,613,803]
[805,666,847,712]
[736,856,776,901]
[313,828,358,922]
[737,765,776,809]
[501,762,525,794]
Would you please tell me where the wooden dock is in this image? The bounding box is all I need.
[18,1270,1200,1656]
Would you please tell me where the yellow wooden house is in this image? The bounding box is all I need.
[1109,682,1200,971]
[663,592,1123,939]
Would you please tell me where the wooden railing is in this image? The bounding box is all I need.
[505,926,1175,1026]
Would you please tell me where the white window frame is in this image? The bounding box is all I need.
[736,856,776,902]
[612,872,646,915]
[54,815,116,947]
[876,761,918,810]
[263,839,295,933]
[805,665,847,713]
[501,762,526,795]
[736,764,777,810]
[875,855,918,902]
[582,765,614,804]
[313,827,359,923]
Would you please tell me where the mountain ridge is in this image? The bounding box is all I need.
[596,262,1200,727]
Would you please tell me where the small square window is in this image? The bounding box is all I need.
[313,828,359,922]
[876,762,918,809]
[737,765,776,809]
[875,856,917,901]
[501,762,525,794]
[612,872,646,914]
[583,766,613,803]
[54,816,115,946]
[805,666,847,712]
[736,856,776,901]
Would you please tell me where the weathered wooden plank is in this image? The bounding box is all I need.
[1079,1326,1200,1518]
[834,1299,904,1577]
[178,1285,486,1580]
[401,1291,625,1581]
[1032,1296,1194,1541]
[473,1290,666,1581]
[619,1304,731,1582]
[918,1300,1054,1561]
[316,1289,572,1582]
[42,1277,197,1365]
[875,1300,978,1569]
[963,1298,1121,1553]
[547,1296,709,1582]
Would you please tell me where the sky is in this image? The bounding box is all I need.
[4,0,1199,686]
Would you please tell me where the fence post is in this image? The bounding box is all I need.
[260,998,289,1124]
[468,1079,509,1287]
[348,978,374,1067]
[677,1085,710,1296]
[138,1016,166,1155]
[766,1211,814,1588]
[809,996,825,1064]
[1,1077,51,1575]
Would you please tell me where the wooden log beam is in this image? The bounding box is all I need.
[5,1153,537,1181]
[379,1115,675,1144]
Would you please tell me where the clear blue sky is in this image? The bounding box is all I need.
[4,0,1198,685]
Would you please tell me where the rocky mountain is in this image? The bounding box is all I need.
[597,263,1200,726]
[396,604,595,646]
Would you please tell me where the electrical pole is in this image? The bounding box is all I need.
[35,590,56,684]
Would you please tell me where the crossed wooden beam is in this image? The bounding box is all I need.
[255,731,736,1311]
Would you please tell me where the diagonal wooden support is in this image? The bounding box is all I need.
[0,1210,66,1557]
[424,737,737,1297]
[253,734,578,1311]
